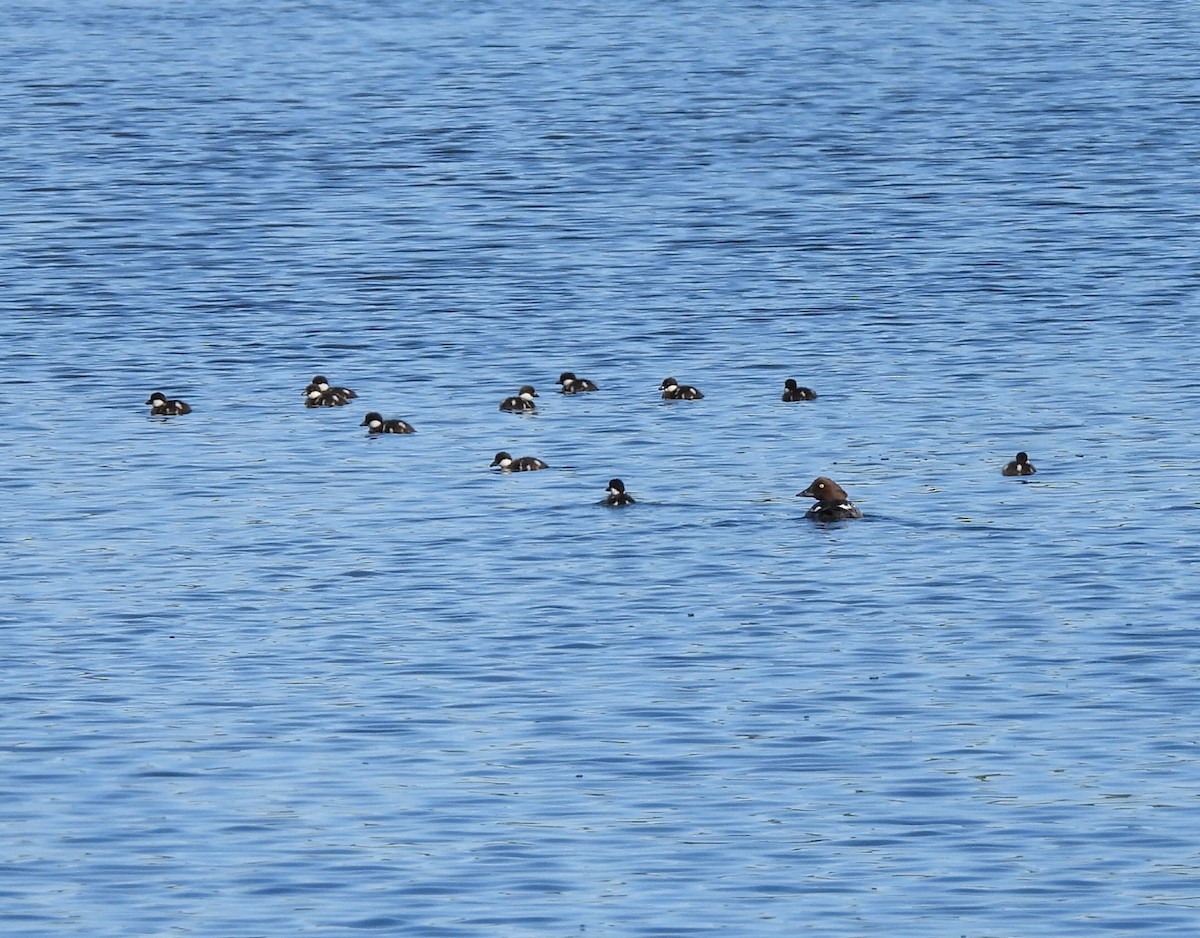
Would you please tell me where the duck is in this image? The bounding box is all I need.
[146,391,192,416]
[306,388,350,407]
[604,478,635,506]
[361,412,414,434]
[797,476,863,521]
[1002,451,1036,476]
[659,377,704,400]
[490,451,548,472]
[557,371,599,394]
[499,385,538,412]
[782,378,817,402]
[304,375,356,408]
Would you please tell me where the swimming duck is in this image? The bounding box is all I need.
[304,375,356,408]
[557,371,599,394]
[797,476,862,521]
[782,378,817,402]
[146,391,192,416]
[361,412,415,434]
[491,451,548,472]
[604,478,635,506]
[1002,451,1036,476]
[659,377,704,400]
[499,386,538,412]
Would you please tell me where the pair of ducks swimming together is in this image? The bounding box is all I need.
[795,453,1036,519]
[796,452,1035,520]
[795,455,1034,520]
[303,375,357,408]
[500,372,703,410]
[488,452,631,507]
[499,372,600,411]
[658,376,816,402]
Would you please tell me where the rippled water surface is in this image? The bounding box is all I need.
[4,1,1200,935]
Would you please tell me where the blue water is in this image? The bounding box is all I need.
[3,1,1200,935]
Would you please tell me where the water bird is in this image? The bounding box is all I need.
[604,478,635,506]
[491,451,548,472]
[797,476,863,521]
[499,385,538,412]
[1002,451,1036,476]
[659,377,704,400]
[782,379,817,402]
[146,391,192,416]
[361,412,414,434]
[557,371,599,393]
[304,375,356,408]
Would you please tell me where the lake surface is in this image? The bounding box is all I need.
[3,1,1200,935]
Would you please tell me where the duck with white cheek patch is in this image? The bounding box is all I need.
[361,412,414,434]
[146,391,192,415]
[557,371,599,393]
[499,385,538,412]
[782,378,817,402]
[658,376,703,400]
[304,374,356,408]
[491,451,548,472]
[603,478,635,506]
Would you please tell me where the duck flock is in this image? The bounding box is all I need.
[147,372,1035,519]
